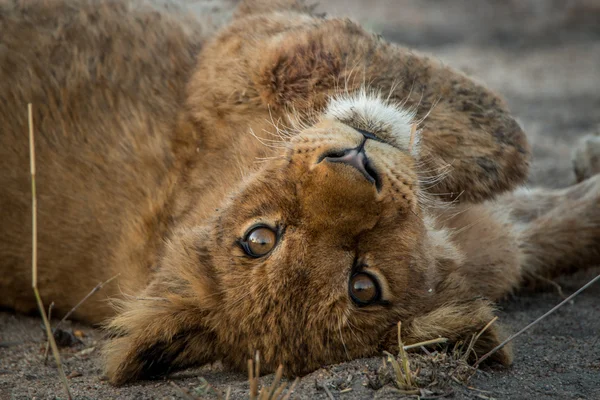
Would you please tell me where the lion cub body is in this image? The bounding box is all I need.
[1,0,599,385]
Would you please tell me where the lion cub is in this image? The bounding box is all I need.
[1,0,598,385]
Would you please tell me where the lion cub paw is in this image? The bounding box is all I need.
[572,131,600,182]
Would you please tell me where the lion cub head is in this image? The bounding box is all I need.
[105,90,509,384]
[104,0,526,385]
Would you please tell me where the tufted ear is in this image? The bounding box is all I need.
[251,18,530,202]
[380,298,511,368]
[103,230,222,386]
[399,300,512,366]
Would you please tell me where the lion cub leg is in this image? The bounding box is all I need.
[507,134,600,281]
[437,134,600,299]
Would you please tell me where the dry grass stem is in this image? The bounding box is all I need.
[55,273,120,330]
[383,321,417,390]
[248,358,257,399]
[403,337,448,351]
[463,316,498,361]
[475,274,600,367]
[43,302,55,364]
[28,103,72,399]
[42,274,120,367]
[247,354,297,400]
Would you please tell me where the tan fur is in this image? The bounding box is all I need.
[1,0,599,386]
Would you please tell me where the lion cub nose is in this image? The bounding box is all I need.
[322,147,379,187]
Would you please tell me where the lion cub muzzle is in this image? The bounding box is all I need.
[319,139,381,190]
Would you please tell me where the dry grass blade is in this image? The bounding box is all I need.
[247,356,297,400]
[55,273,120,330]
[398,321,415,388]
[383,321,417,390]
[280,378,299,400]
[260,365,283,400]
[42,274,120,366]
[28,103,72,400]
[264,365,280,399]
[475,274,600,367]
[403,337,448,351]
[248,358,258,400]
[271,381,288,399]
[43,302,55,364]
[463,316,498,361]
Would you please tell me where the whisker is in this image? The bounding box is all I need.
[337,314,351,360]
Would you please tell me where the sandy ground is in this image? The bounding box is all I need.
[1,0,600,399]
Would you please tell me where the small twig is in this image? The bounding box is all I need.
[316,381,335,400]
[225,386,232,400]
[466,386,494,394]
[474,274,600,367]
[28,103,72,400]
[474,394,497,400]
[54,273,120,331]
[397,389,420,395]
[420,389,454,399]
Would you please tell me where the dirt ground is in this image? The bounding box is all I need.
[1,0,599,399]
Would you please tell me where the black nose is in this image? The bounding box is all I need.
[321,146,380,187]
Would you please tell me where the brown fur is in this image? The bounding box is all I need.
[1,0,598,386]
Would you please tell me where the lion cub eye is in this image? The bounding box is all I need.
[349,273,381,306]
[242,226,277,257]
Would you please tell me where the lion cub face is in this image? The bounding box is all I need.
[163,95,433,373]
[207,114,430,372]
[105,94,508,385]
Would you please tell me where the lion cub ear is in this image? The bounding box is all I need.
[103,298,218,385]
[386,299,512,366]
[103,231,222,385]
